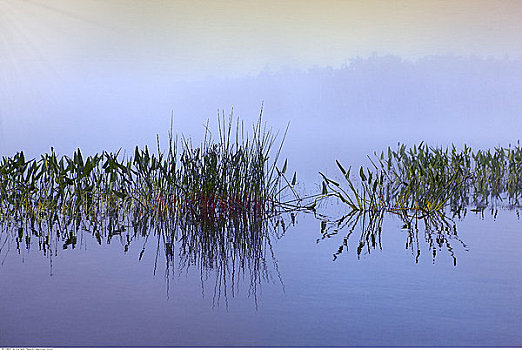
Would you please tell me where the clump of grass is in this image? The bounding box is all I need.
[318,142,522,215]
[0,109,299,227]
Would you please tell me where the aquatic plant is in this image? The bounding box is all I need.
[318,142,522,215]
[0,110,299,227]
[312,142,521,264]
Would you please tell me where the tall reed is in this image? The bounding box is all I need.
[0,110,299,227]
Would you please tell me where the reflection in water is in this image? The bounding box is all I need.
[316,208,468,265]
[316,204,521,265]
[166,212,288,308]
[0,209,292,308]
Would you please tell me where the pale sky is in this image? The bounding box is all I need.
[2,0,522,80]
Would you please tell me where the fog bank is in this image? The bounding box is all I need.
[1,55,521,179]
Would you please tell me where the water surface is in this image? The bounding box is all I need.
[1,203,521,346]
[2,56,522,347]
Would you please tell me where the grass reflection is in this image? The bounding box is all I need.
[315,208,468,265]
[0,206,293,308]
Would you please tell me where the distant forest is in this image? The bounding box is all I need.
[189,55,522,126]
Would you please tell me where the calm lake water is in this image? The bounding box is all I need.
[1,188,521,346]
[2,57,522,347]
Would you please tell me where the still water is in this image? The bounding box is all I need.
[2,1,522,345]
[1,56,522,347]
[1,200,521,346]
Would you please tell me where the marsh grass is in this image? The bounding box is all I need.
[0,110,299,227]
[318,142,522,215]
[3,126,521,269]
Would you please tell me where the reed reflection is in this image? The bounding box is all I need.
[174,212,287,308]
[316,208,461,265]
[0,206,292,308]
[315,202,522,266]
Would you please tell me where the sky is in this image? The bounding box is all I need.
[1,0,522,80]
[1,0,522,167]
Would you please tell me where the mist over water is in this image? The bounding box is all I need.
[2,55,522,183]
[3,2,522,346]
